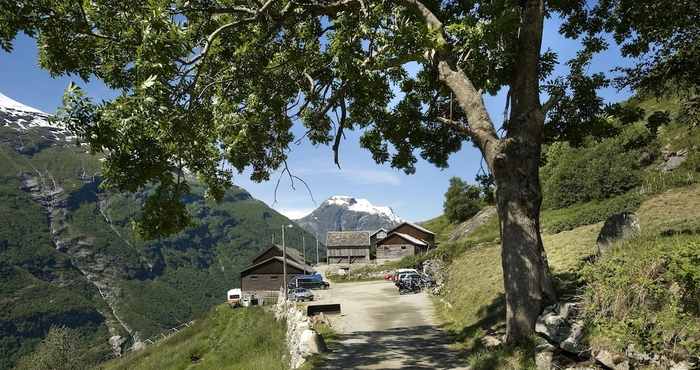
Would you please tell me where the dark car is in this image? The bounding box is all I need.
[420,274,437,286]
[288,277,330,290]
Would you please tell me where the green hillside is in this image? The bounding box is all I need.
[0,124,323,369]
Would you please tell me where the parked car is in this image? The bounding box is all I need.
[392,268,419,281]
[289,276,330,290]
[287,287,315,302]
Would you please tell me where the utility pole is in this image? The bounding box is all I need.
[282,224,292,303]
[302,237,306,273]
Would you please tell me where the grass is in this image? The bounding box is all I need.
[95,304,288,370]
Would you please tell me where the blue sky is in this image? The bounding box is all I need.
[0,18,634,223]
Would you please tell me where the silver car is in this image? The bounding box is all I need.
[287,287,314,302]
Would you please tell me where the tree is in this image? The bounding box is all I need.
[3,0,608,345]
[15,326,92,370]
[443,176,482,223]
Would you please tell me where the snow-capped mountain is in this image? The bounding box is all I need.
[0,92,75,143]
[294,195,404,244]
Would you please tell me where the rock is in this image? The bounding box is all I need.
[671,360,697,370]
[448,206,497,242]
[109,335,127,357]
[534,343,556,370]
[480,334,502,348]
[535,303,591,359]
[656,151,687,173]
[596,212,641,254]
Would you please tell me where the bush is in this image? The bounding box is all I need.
[542,193,643,234]
[541,133,655,210]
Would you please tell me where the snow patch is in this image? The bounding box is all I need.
[0,91,75,141]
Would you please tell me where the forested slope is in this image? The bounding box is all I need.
[0,122,321,369]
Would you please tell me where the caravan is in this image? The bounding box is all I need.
[227,288,242,307]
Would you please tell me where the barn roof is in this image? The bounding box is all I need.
[389,222,435,235]
[251,243,310,265]
[326,231,371,247]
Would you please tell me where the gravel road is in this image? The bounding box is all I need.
[307,266,470,369]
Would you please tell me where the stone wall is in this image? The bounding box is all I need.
[272,288,327,369]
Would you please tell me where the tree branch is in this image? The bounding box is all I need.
[185,0,285,66]
[292,0,363,15]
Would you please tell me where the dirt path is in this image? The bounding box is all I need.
[308,267,470,369]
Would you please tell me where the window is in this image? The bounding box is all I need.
[251,276,258,281]
[401,246,407,250]
[270,276,278,280]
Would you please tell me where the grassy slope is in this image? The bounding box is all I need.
[95,304,288,370]
[435,184,700,369]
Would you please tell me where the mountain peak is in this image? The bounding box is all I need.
[324,196,403,224]
[295,196,404,244]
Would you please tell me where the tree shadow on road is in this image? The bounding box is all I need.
[320,325,469,369]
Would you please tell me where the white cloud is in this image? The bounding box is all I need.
[278,208,314,220]
[336,168,402,186]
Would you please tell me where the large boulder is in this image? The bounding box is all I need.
[596,212,641,254]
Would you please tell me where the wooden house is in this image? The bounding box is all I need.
[326,231,371,264]
[376,222,436,260]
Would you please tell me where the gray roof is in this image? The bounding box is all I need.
[326,231,371,247]
[240,256,316,275]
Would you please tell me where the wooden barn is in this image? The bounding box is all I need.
[370,228,389,248]
[240,244,315,294]
[389,222,436,247]
[326,231,371,264]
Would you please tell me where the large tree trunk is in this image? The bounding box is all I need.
[428,0,557,346]
[492,129,557,345]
